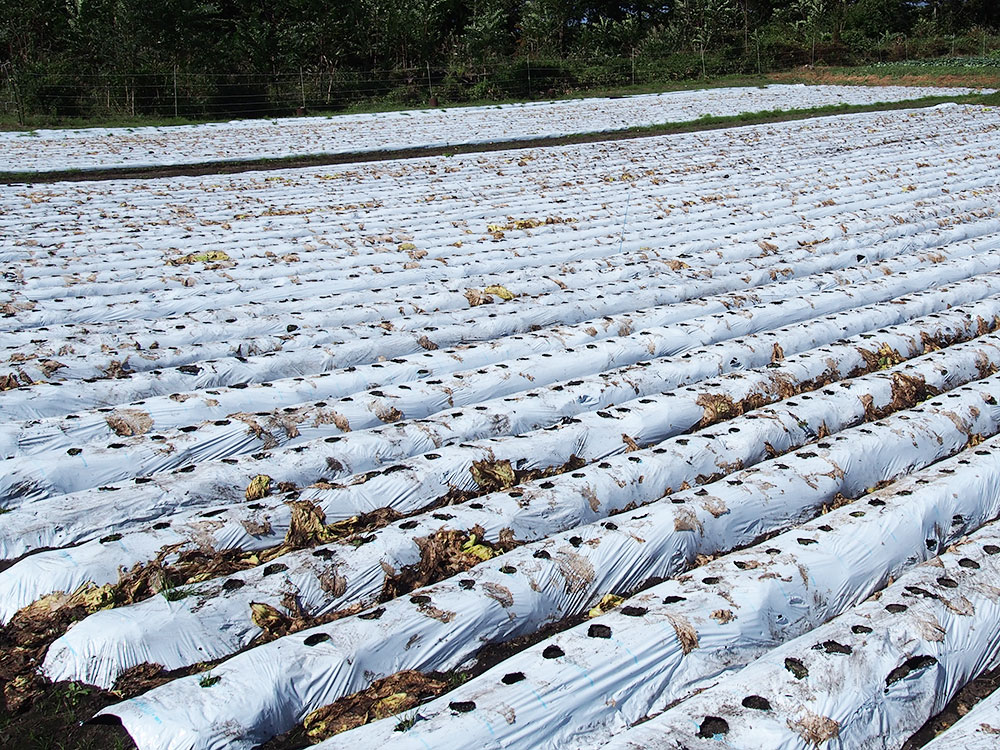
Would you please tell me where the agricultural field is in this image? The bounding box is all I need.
[4,97,1000,750]
[0,83,990,174]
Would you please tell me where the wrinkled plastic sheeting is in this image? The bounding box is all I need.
[6,232,994,435]
[6,149,982,336]
[7,221,972,393]
[24,328,1000,678]
[91,378,1000,748]
[6,177,991,354]
[5,297,998,635]
[601,520,1000,750]
[922,683,1000,749]
[320,434,1000,750]
[9,273,1000,574]
[6,248,1000,549]
[13,318,1000,640]
[5,195,988,350]
[7,218,986,458]
[294,309,1000,519]
[4,107,998,342]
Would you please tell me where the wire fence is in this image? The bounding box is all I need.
[0,56,759,124]
[0,65,571,123]
[2,45,997,125]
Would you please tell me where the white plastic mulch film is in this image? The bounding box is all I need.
[34,337,1000,691]
[0,84,989,173]
[4,293,999,634]
[92,374,1000,749]
[315,435,1000,750]
[598,519,1000,750]
[3,102,1000,750]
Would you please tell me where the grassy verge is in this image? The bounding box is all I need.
[2,91,995,185]
[0,681,135,750]
[769,61,1000,89]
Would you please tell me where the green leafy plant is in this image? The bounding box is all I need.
[199,673,221,688]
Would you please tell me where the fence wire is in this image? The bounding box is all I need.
[3,50,998,125]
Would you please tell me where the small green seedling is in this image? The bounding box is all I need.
[199,673,221,688]
[394,710,420,732]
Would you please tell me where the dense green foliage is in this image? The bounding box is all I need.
[1,0,999,120]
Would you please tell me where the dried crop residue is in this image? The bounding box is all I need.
[622,433,641,452]
[36,359,66,378]
[664,612,699,654]
[249,593,312,640]
[976,352,1000,379]
[104,408,154,437]
[111,660,221,700]
[414,601,456,623]
[673,506,704,533]
[106,544,255,608]
[380,526,517,602]
[464,454,585,498]
[75,499,404,636]
[464,288,493,307]
[375,403,404,422]
[281,499,402,553]
[582,485,601,512]
[231,412,279,448]
[165,250,232,266]
[470,458,517,491]
[890,372,938,411]
[245,474,273,501]
[588,593,625,618]
[481,582,515,608]
[914,614,946,643]
[859,342,904,372]
[710,609,734,624]
[0,372,25,390]
[240,517,273,536]
[555,551,596,594]
[484,284,515,301]
[702,498,728,518]
[250,596,370,647]
[0,583,116,712]
[312,409,350,432]
[103,358,133,378]
[788,711,840,747]
[696,393,740,428]
[486,216,575,239]
[302,670,448,741]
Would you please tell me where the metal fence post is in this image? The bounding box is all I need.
[173,65,179,118]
